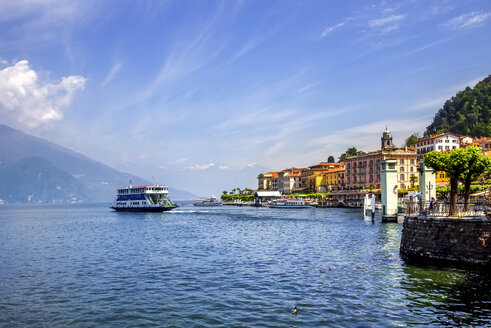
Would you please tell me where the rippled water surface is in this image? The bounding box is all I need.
[0,203,489,327]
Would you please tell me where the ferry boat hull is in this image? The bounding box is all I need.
[110,205,176,212]
[268,199,311,209]
[268,204,311,209]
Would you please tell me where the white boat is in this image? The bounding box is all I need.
[268,199,311,208]
[110,183,177,212]
[193,196,223,206]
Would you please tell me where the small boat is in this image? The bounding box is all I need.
[268,199,311,208]
[110,183,177,212]
[193,196,223,206]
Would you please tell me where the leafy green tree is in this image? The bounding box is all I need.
[346,147,358,156]
[327,155,335,163]
[338,147,359,162]
[405,134,419,147]
[410,175,418,188]
[424,149,468,215]
[222,190,228,195]
[460,146,491,210]
[244,188,254,195]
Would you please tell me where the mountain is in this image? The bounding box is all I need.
[425,75,491,137]
[0,125,196,203]
[0,157,94,203]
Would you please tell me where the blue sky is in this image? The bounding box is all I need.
[0,0,490,195]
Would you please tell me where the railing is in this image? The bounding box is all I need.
[401,200,490,218]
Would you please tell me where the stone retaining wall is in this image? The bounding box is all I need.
[400,216,491,268]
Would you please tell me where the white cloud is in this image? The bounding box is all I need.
[308,118,430,156]
[100,62,122,89]
[407,97,447,112]
[369,14,405,27]
[219,165,230,170]
[171,158,188,164]
[0,60,85,128]
[445,12,490,29]
[321,17,352,38]
[186,163,215,170]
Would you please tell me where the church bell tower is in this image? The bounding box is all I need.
[381,127,393,150]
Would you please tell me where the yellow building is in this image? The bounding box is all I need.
[257,172,278,190]
[435,171,450,188]
[324,168,345,190]
[301,162,344,192]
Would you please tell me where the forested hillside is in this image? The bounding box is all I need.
[425,75,491,137]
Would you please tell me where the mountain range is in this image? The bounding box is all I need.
[0,125,196,203]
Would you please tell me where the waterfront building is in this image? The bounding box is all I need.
[415,132,460,161]
[278,168,303,194]
[344,129,417,190]
[324,168,345,191]
[300,162,344,193]
[257,171,278,191]
[254,190,281,205]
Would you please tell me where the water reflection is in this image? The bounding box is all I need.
[401,265,491,326]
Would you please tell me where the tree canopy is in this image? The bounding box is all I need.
[424,146,491,214]
[425,75,491,137]
[338,147,359,162]
[405,134,419,147]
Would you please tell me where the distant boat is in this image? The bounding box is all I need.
[193,196,223,206]
[268,199,311,208]
[110,183,177,212]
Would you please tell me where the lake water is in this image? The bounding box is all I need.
[0,203,489,327]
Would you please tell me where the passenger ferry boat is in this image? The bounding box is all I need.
[193,196,223,206]
[268,199,311,208]
[110,183,177,212]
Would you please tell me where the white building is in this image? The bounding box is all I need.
[416,132,460,161]
[277,168,303,194]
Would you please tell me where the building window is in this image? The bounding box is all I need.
[400,166,404,172]
[411,159,414,165]
[400,174,405,181]
[400,159,404,165]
